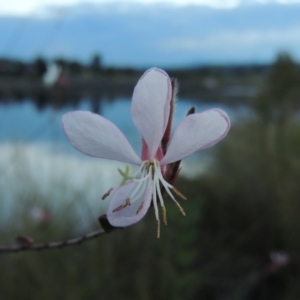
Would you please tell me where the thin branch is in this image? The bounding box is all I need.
[0,229,105,253]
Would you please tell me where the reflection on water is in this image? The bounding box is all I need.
[0,143,123,227]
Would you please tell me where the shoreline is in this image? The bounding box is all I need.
[0,76,258,106]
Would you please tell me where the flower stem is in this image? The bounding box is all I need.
[0,230,105,254]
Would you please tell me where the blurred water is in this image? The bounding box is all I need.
[0,97,251,155]
[0,97,251,224]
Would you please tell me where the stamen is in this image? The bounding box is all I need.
[112,205,125,213]
[132,169,151,183]
[132,161,148,177]
[136,202,144,215]
[125,197,131,206]
[101,187,113,200]
[157,219,160,239]
[173,199,186,216]
[172,187,187,200]
[152,170,161,239]
[152,160,188,229]
[152,173,159,221]
[162,206,167,225]
[153,166,164,202]
[156,167,174,189]
[153,167,167,225]
[112,198,131,213]
[130,166,152,201]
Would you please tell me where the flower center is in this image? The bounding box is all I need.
[111,160,187,238]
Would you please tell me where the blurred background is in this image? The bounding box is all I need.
[1,0,300,299]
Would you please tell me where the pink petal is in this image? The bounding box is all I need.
[62,111,142,165]
[160,109,230,165]
[107,180,153,227]
[131,68,172,158]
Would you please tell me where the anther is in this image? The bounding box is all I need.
[125,198,131,206]
[173,199,186,216]
[172,187,187,200]
[162,206,167,225]
[112,198,131,213]
[136,202,144,215]
[101,187,113,200]
[157,220,161,239]
[112,205,125,213]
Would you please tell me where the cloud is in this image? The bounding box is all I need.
[2,0,300,17]
[119,0,241,8]
[0,0,240,16]
[159,26,300,63]
[1,1,300,66]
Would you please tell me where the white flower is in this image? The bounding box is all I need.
[62,68,230,236]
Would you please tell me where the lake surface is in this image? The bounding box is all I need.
[0,97,251,155]
[0,97,252,225]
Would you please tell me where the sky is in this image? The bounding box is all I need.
[1,0,300,16]
[0,0,300,67]
[1,1,240,16]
